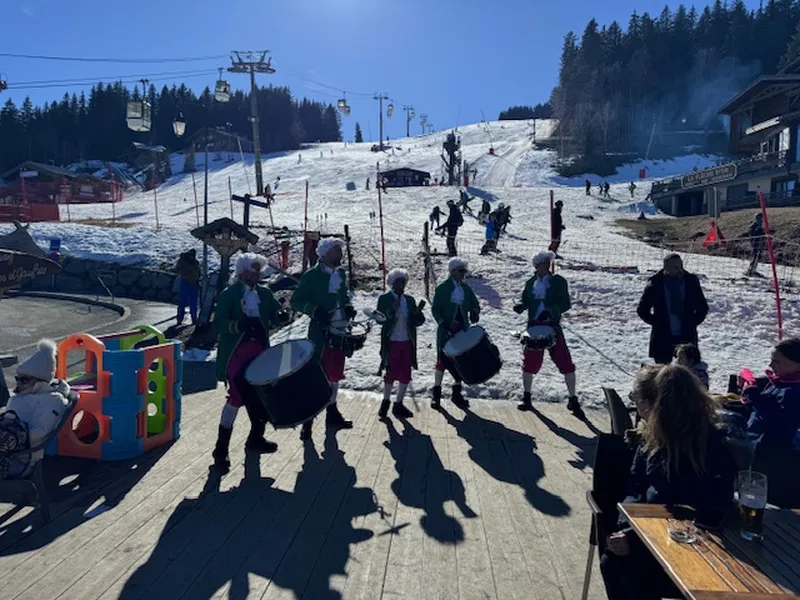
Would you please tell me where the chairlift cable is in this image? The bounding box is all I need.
[0,52,228,63]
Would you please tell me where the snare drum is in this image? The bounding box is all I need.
[443,325,502,385]
[523,325,557,350]
[326,323,368,357]
[245,340,333,428]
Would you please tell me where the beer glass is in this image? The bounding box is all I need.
[738,471,767,541]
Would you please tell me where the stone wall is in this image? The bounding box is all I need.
[22,256,180,304]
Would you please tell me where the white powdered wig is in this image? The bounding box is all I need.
[232,252,268,283]
[386,268,409,287]
[532,251,555,266]
[447,256,468,272]
[316,237,345,258]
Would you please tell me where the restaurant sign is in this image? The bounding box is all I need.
[0,250,61,291]
[681,164,738,190]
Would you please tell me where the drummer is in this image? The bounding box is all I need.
[513,251,584,419]
[212,252,290,473]
[376,268,426,419]
[431,256,480,410]
[290,237,356,440]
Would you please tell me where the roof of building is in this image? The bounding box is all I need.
[0,161,72,183]
[718,75,800,115]
[382,167,431,177]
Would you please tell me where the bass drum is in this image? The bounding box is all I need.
[443,325,502,385]
[245,340,333,428]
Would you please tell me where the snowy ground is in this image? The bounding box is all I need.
[4,119,797,407]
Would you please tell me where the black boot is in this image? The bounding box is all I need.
[518,391,532,411]
[568,396,586,420]
[452,384,469,409]
[326,403,353,429]
[212,426,233,473]
[300,421,312,441]
[432,385,442,409]
[392,402,414,419]
[244,402,277,453]
[378,400,391,419]
[245,420,278,453]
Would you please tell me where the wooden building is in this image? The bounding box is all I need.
[650,62,800,216]
[381,167,431,188]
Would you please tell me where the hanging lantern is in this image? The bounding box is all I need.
[126,99,152,132]
[172,112,187,137]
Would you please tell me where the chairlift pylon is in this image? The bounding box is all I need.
[215,68,231,103]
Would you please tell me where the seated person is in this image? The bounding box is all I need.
[601,364,736,600]
[2,340,73,478]
[673,343,709,389]
[741,338,800,451]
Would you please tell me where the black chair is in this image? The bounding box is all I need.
[602,387,634,435]
[0,393,77,523]
[582,433,635,600]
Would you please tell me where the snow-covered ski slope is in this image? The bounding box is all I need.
[5,119,798,406]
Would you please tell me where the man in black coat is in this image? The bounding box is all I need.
[636,253,709,364]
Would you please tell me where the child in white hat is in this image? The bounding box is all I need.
[4,340,73,476]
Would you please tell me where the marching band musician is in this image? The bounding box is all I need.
[513,251,584,419]
[290,237,355,440]
[376,268,426,419]
[431,256,480,410]
[212,253,290,473]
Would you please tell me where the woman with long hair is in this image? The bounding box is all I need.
[601,364,736,600]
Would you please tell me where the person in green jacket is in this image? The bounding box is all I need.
[376,268,426,419]
[290,238,356,440]
[212,253,290,473]
[513,251,583,419]
[431,256,480,409]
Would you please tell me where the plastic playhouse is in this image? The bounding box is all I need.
[46,325,183,461]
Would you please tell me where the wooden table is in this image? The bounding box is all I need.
[619,504,800,599]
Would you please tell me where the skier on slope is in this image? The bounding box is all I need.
[628,181,637,198]
[585,179,592,196]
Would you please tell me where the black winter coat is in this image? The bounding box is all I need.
[636,270,708,361]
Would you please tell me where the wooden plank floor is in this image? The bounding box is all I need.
[0,388,610,600]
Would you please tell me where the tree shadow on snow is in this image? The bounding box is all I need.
[440,407,571,517]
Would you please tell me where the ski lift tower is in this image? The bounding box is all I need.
[228,51,276,197]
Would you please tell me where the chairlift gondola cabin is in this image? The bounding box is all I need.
[126,99,152,133]
[0,74,7,92]
[214,70,231,103]
[386,102,394,117]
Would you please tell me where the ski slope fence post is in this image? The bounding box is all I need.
[550,189,555,274]
[304,180,309,234]
[191,173,200,228]
[760,191,784,340]
[376,161,387,290]
[344,224,355,292]
[423,221,431,299]
[228,176,234,219]
[152,165,159,229]
[106,167,114,225]
[266,198,280,261]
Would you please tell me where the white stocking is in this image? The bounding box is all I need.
[396,383,408,404]
[434,370,444,387]
[219,402,239,429]
[523,373,533,393]
[382,382,392,402]
[330,381,340,405]
[565,372,577,397]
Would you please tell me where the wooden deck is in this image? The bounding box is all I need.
[0,389,609,600]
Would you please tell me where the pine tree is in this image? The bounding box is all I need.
[780,21,800,70]
[354,122,363,143]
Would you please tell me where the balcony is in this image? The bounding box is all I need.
[651,150,790,197]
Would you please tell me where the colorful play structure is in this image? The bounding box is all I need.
[46,325,183,461]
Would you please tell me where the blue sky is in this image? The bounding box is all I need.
[2,0,761,141]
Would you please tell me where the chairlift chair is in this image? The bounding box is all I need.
[126,99,152,132]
